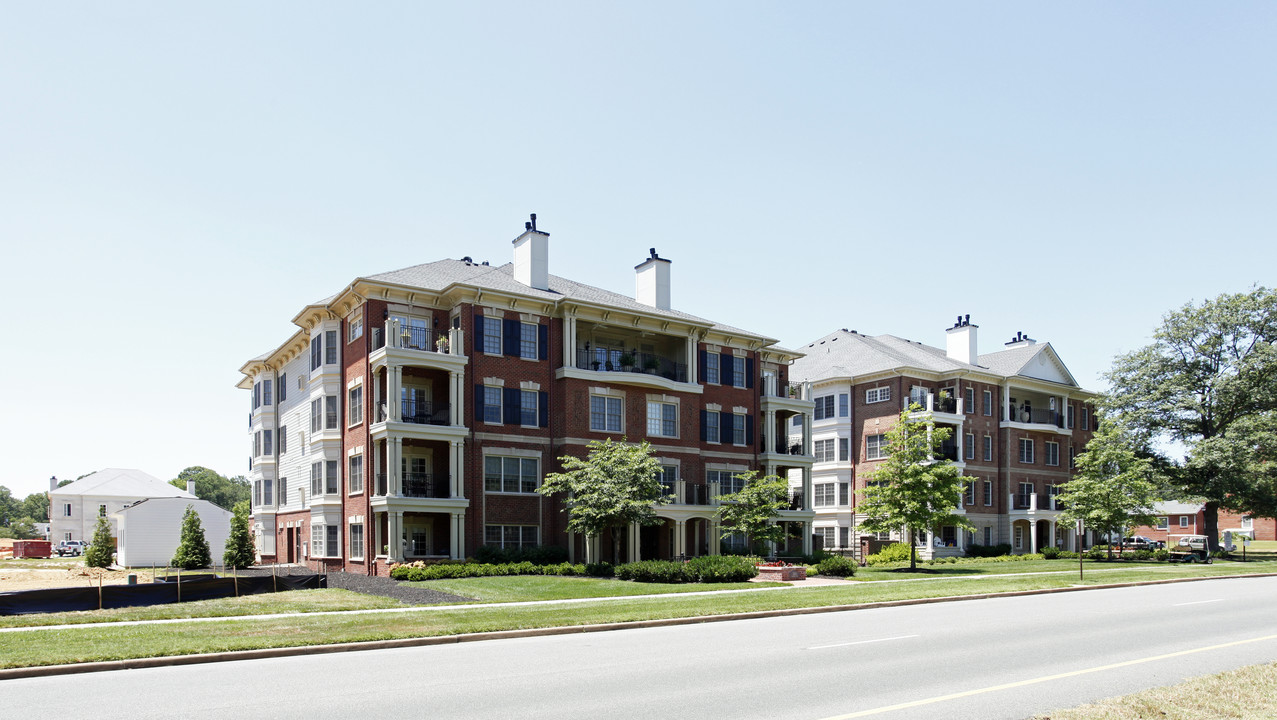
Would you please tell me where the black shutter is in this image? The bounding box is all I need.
[473,315,484,353]
[721,352,733,385]
[503,387,520,425]
[700,410,708,441]
[503,319,519,357]
[539,324,549,361]
[746,358,755,389]
[539,391,549,427]
[475,384,485,422]
[698,350,707,383]
[746,414,755,447]
[720,412,733,444]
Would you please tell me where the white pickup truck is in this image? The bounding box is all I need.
[1168,535,1212,563]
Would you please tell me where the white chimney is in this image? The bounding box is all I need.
[1003,330,1036,349]
[49,476,58,494]
[187,480,197,496]
[945,314,979,366]
[512,213,550,291]
[635,248,672,310]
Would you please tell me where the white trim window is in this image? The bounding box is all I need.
[865,386,890,404]
[732,412,746,445]
[705,411,720,444]
[866,433,888,460]
[1019,438,1034,464]
[647,401,677,438]
[1045,441,1060,467]
[705,353,720,384]
[484,524,539,549]
[349,522,364,560]
[348,455,364,494]
[983,435,993,462]
[348,386,363,426]
[965,433,975,460]
[964,388,974,414]
[62,503,71,517]
[483,318,502,355]
[348,307,363,343]
[520,390,538,427]
[966,481,976,505]
[1081,407,1090,430]
[520,322,538,360]
[814,439,835,462]
[1156,516,1168,530]
[709,469,746,495]
[1180,516,1189,528]
[311,524,324,557]
[983,480,993,506]
[484,456,539,494]
[590,395,623,433]
[1242,517,1254,530]
[483,386,502,424]
[983,389,993,416]
[814,483,837,507]
[814,395,835,421]
[730,356,746,388]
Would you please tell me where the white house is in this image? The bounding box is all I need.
[49,469,195,545]
[112,498,234,568]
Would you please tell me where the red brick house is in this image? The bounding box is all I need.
[1129,502,1276,544]
[238,216,815,574]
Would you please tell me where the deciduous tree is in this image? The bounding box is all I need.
[1057,418,1161,558]
[715,471,793,556]
[857,405,973,570]
[170,467,250,510]
[538,438,666,565]
[1104,287,1277,549]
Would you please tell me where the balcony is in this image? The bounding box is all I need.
[1009,492,1061,513]
[788,489,805,511]
[574,349,687,383]
[374,473,451,499]
[377,399,452,426]
[938,441,959,462]
[659,480,715,506]
[905,392,963,417]
[1006,406,1064,428]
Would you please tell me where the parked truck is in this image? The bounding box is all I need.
[1168,535,1212,563]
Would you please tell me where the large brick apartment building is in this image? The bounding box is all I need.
[239,217,816,574]
[789,318,1100,557]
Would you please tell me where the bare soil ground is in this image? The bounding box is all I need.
[0,557,157,592]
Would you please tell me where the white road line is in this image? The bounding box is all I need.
[808,634,919,650]
[1173,598,1224,606]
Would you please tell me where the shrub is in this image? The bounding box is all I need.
[1153,548,1170,561]
[1084,546,1107,561]
[84,516,115,569]
[615,560,693,583]
[472,544,570,565]
[1057,550,1079,559]
[171,505,212,570]
[965,543,1013,558]
[865,543,913,566]
[1211,549,1231,559]
[684,555,758,582]
[390,560,588,581]
[1041,546,1061,560]
[585,562,614,577]
[814,555,857,577]
[1132,549,1154,561]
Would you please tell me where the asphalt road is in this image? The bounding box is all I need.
[8,576,1277,719]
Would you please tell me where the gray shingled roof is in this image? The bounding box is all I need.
[368,259,757,336]
[791,329,1078,387]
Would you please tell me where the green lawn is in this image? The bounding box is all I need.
[2,561,1274,670]
[0,589,406,629]
[415,575,782,602]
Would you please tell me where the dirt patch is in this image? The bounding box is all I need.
[0,559,156,592]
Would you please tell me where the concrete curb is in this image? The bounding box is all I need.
[3,571,1274,681]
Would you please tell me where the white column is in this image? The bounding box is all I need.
[374,512,384,558]
[763,410,776,453]
[709,519,720,555]
[675,520,686,557]
[628,522,641,562]
[1030,522,1038,554]
[1003,382,1012,422]
[451,369,465,426]
[563,317,575,370]
[449,441,464,498]
[449,513,463,560]
[802,521,813,555]
[803,466,813,511]
[390,437,402,496]
[388,511,404,562]
[686,335,697,385]
[389,366,402,422]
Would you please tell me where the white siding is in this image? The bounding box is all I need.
[114,499,234,568]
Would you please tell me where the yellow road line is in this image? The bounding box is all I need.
[818,633,1277,719]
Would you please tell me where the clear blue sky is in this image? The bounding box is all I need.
[2,3,1273,500]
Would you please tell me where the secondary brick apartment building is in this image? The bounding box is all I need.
[239,217,817,574]
[789,318,1101,557]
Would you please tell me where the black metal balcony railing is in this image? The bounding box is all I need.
[933,395,957,413]
[938,441,959,462]
[1015,494,1033,509]
[372,326,449,354]
[401,400,451,426]
[373,473,450,498]
[660,480,677,499]
[403,473,450,498]
[686,484,711,505]
[575,349,688,383]
[788,490,805,511]
[1006,407,1064,428]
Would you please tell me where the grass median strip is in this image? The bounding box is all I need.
[3,562,1275,670]
[1033,661,1277,719]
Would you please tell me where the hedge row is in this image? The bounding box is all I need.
[614,555,759,583]
[391,554,762,583]
[390,560,614,581]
